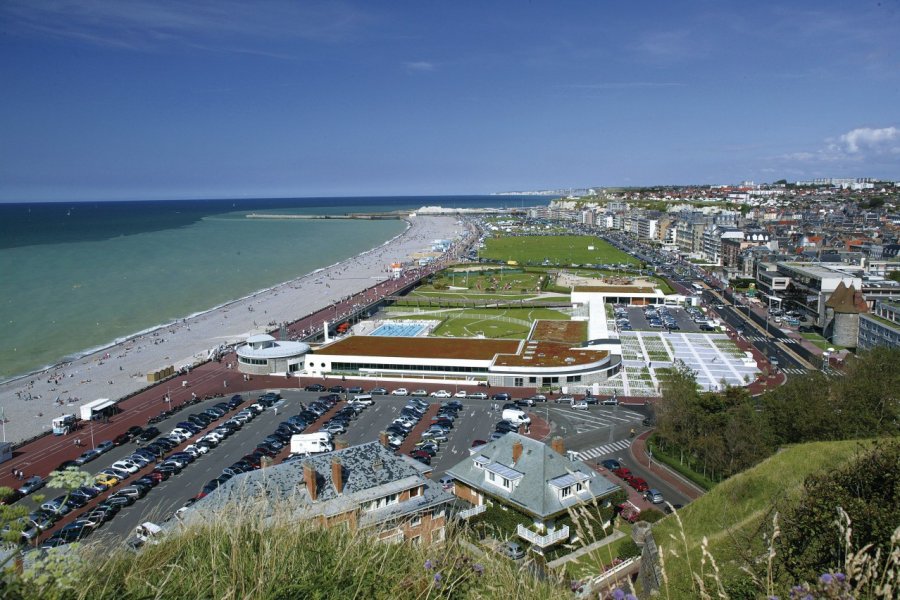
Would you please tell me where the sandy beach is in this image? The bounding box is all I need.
[0,214,463,445]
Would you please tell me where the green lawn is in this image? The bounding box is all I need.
[430,307,568,339]
[800,332,846,351]
[480,236,638,266]
[415,270,546,295]
[562,528,633,579]
[651,439,871,597]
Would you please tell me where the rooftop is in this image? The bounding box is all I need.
[312,336,521,361]
[573,285,658,294]
[446,433,619,519]
[530,320,587,344]
[493,341,608,368]
[182,442,453,526]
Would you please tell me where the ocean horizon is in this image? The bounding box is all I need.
[0,195,543,381]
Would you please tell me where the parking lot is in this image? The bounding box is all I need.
[622,305,704,333]
[15,382,662,550]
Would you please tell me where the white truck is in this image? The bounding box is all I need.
[290,432,333,455]
[79,398,114,421]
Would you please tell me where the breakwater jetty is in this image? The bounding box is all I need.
[246,212,405,220]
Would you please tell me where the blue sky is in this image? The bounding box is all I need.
[1,1,898,201]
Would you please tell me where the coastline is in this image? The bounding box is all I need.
[0,214,461,444]
[0,218,413,388]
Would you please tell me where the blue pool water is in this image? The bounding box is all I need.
[370,323,427,337]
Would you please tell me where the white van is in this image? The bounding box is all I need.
[501,408,531,425]
[290,432,334,455]
[352,394,374,405]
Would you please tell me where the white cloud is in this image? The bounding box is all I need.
[838,127,900,153]
[405,61,435,73]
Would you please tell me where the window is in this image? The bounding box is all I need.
[513,377,524,387]
[410,486,421,497]
[432,528,444,543]
[410,515,422,527]
[560,486,572,498]
[410,535,421,546]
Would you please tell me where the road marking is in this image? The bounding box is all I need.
[574,439,633,461]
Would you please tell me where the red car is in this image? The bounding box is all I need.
[409,450,431,461]
[613,467,633,481]
[628,477,649,492]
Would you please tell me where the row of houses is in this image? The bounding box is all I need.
[177,433,620,555]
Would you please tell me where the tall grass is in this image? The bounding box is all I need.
[10,501,570,600]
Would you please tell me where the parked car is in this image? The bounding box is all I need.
[572,400,589,410]
[391,388,409,396]
[74,448,102,465]
[628,477,649,492]
[467,392,488,400]
[430,390,452,398]
[17,475,46,496]
[600,459,621,470]
[644,489,664,504]
[304,383,326,392]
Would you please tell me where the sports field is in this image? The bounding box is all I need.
[479,235,638,266]
[387,307,568,339]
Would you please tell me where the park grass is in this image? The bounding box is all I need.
[480,236,638,266]
[650,438,872,597]
[432,307,568,339]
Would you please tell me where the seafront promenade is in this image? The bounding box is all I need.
[0,215,466,445]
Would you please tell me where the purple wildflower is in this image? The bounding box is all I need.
[424,559,433,570]
[834,572,846,583]
[612,590,626,600]
[820,573,834,585]
[434,572,442,583]
[473,563,484,575]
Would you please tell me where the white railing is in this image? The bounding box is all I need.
[517,524,569,547]
[457,505,487,520]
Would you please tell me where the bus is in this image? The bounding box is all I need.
[691,282,705,292]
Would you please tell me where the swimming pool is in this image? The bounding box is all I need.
[370,322,427,337]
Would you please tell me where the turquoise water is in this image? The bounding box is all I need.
[1,212,403,380]
[0,196,541,381]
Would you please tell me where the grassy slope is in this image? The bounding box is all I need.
[480,236,638,266]
[33,521,569,600]
[651,439,872,597]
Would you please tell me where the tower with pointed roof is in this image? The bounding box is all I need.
[823,281,869,348]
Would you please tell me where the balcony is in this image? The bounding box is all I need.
[517,524,569,548]
[457,505,486,520]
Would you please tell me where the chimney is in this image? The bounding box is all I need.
[551,436,565,456]
[379,431,389,448]
[331,458,343,495]
[512,440,523,464]
[334,438,349,450]
[303,462,318,501]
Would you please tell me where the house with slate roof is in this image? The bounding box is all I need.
[446,433,620,553]
[179,441,454,546]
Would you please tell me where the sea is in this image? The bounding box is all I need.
[0,195,543,382]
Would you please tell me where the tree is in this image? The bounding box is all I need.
[776,440,900,583]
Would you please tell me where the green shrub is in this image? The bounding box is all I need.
[616,537,641,559]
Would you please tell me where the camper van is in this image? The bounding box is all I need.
[290,432,334,455]
[52,414,77,435]
[501,408,531,426]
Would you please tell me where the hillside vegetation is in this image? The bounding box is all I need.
[5,518,569,600]
[653,440,871,598]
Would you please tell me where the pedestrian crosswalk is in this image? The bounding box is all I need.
[782,367,810,375]
[546,407,645,434]
[574,439,632,461]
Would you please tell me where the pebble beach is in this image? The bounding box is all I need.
[0,215,462,445]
